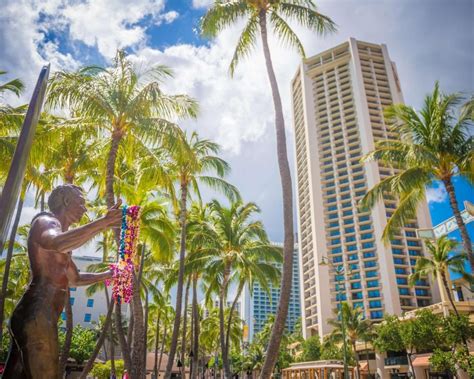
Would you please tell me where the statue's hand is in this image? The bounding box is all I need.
[105,199,123,228]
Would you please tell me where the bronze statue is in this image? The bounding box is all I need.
[3,184,122,378]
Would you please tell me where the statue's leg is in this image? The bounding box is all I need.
[17,313,59,379]
[2,332,27,379]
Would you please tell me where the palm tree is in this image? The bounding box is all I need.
[328,303,372,379]
[47,49,198,373]
[200,200,281,378]
[361,83,474,269]
[162,131,240,379]
[409,236,471,317]
[200,4,335,376]
[0,71,24,127]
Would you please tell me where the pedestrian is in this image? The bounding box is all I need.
[123,369,130,379]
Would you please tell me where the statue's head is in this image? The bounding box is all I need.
[48,184,86,223]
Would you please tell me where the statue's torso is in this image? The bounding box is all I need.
[12,214,72,325]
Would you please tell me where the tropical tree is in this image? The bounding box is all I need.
[200,3,336,376]
[200,199,281,378]
[0,70,25,129]
[47,49,198,374]
[409,236,471,317]
[328,303,372,379]
[161,131,239,379]
[361,83,474,268]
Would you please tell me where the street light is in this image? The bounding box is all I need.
[319,256,350,379]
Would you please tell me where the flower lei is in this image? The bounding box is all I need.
[107,205,140,304]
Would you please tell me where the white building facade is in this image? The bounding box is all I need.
[291,38,439,338]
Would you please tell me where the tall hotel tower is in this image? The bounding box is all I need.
[291,38,439,338]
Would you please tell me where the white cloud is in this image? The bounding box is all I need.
[156,10,180,25]
[192,0,214,9]
[60,0,167,58]
[426,182,448,204]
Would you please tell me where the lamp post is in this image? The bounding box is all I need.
[320,256,350,379]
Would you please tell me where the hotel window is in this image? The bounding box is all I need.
[331,247,342,254]
[328,205,338,211]
[399,288,410,295]
[367,280,379,288]
[336,293,347,301]
[343,210,353,217]
[395,268,406,275]
[84,313,92,323]
[366,271,377,278]
[70,297,75,306]
[407,241,420,247]
[61,312,67,321]
[346,236,356,243]
[353,302,364,309]
[344,218,354,225]
[393,257,405,265]
[352,292,363,300]
[351,282,361,290]
[408,250,420,256]
[364,261,377,268]
[349,264,359,271]
[348,254,358,261]
[329,213,338,219]
[370,311,383,319]
[369,300,382,308]
[363,251,375,259]
[329,221,339,228]
[345,227,355,233]
[361,233,373,240]
[396,278,408,285]
[368,290,380,298]
[392,248,403,255]
[87,299,94,308]
[333,256,343,263]
[354,183,365,189]
[359,224,371,231]
[69,287,77,291]
[330,230,340,237]
[359,215,370,222]
[347,244,357,252]
[362,242,374,249]
[330,238,341,245]
[416,289,429,296]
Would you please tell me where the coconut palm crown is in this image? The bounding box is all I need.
[360,82,473,266]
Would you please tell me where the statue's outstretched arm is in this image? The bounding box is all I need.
[39,203,122,253]
[67,258,111,286]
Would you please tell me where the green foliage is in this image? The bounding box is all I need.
[430,348,474,376]
[91,359,125,379]
[59,325,97,364]
[373,314,404,353]
[299,336,321,362]
[320,338,346,362]
[0,329,11,362]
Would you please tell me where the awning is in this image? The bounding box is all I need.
[359,362,368,372]
[412,355,431,367]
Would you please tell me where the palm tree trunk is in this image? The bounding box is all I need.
[352,342,360,379]
[258,11,295,379]
[407,351,416,379]
[105,132,132,372]
[442,177,474,271]
[154,314,161,378]
[0,196,23,345]
[165,181,188,379]
[143,286,150,377]
[110,318,116,378]
[131,275,145,378]
[192,276,200,379]
[225,280,245,359]
[59,288,74,375]
[116,303,132,373]
[128,303,134,349]
[181,278,191,379]
[131,245,147,378]
[158,324,168,378]
[80,299,115,379]
[365,342,371,379]
[220,263,232,379]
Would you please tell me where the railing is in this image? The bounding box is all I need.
[384,356,408,366]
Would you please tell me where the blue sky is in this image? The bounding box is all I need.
[0,0,473,247]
